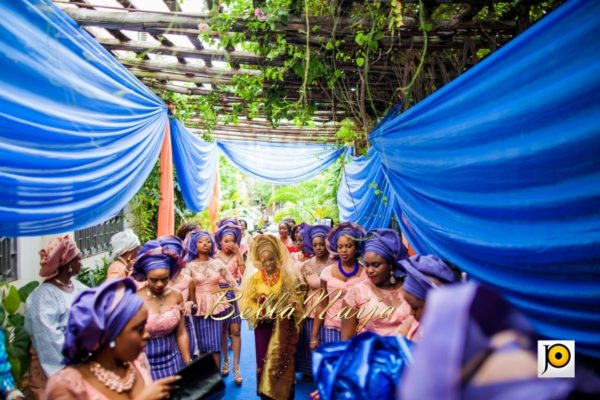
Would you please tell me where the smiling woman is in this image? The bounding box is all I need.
[240,234,305,400]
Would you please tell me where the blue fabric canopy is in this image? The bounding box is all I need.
[337,148,397,231]
[217,140,344,184]
[338,105,402,230]
[170,118,218,212]
[0,0,166,236]
[371,0,600,356]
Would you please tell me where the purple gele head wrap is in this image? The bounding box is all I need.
[62,278,143,365]
[304,224,331,255]
[401,255,459,301]
[214,224,242,249]
[326,222,366,258]
[132,236,186,281]
[362,229,408,278]
[184,229,216,260]
[217,217,240,228]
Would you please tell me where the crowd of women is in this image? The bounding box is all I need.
[10,217,599,400]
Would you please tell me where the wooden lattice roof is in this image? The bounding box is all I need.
[53,0,562,143]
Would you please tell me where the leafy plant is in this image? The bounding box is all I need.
[76,256,110,287]
[0,280,39,382]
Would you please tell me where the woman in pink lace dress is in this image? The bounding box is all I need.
[310,222,368,347]
[341,229,415,340]
[44,279,179,400]
[132,236,191,380]
[296,224,334,379]
[213,223,245,383]
[183,229,239,383]
[290,223,311,269]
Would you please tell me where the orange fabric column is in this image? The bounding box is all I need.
[157,120,175,237]
[208,166,220,234]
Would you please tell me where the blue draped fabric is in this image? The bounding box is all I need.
[337,148,397,230]
[313,332,413,400]
[170,119,218,212]
[370,0,600,356]
[0,0,166,236]
[338,105,402,230]
[217,140,344,184]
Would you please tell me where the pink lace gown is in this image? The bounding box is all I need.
[344,280,416,336]
[320,265,369,331]
[43,357,152,400]
[145,305,185,379]
[188,259,238,354]
[170,271,198,355]
[215,252,243,324]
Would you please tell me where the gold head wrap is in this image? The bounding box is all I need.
[241,235,305,328]
[250,234,289,271]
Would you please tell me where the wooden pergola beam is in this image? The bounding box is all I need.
[96,37,265,64]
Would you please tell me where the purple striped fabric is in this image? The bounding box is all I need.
[218,282,241,324]
[185,316,198,357]
[193,312,225,353]
[320,327,341,344]
[295,317,323,374]
[146,334,185,380]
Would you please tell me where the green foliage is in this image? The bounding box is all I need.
[336,118,361,144]
[0,280,40,382]
[76,256,110,288]
[128,160,160,243]
[266,158,341,224]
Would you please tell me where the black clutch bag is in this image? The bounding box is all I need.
[169,354,226,400]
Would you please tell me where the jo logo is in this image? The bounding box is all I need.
[537,340,575,378]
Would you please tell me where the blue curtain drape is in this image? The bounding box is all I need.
[0,0,166,236]
[337,148,397,231]
[337,104,402,230]
[217,140,344,184]
[371,0,600,356]
[170,118,218,213]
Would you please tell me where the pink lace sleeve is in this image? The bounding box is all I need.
[320,265,332,282]
[44,367,88,399]
[343,284,363,309]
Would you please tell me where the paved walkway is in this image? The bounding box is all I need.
[220,320,317,399]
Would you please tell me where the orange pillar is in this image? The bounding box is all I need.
[157,121,174,237]
[208,166,220,234]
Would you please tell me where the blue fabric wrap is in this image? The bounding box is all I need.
[0,330,16,394]
[370,0,600,356]
[0,0,166,236]
[312,331,413,400]
[337,147,397,231]
[217,140,344,184]
[63,278,143,365]
[170,118,218,212]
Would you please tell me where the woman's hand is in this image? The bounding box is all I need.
[134,375,180,400]
[309,336,319,350]
[183,301,194,317]
[309,389,321,400]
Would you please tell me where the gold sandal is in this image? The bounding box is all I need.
[221,360,230,377]
[233,367,243,386]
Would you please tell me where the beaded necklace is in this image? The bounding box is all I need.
[337,259,360,278]
[89,362,136,393]
[260,268,281,287]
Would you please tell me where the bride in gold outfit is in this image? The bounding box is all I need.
[240,234,306,400]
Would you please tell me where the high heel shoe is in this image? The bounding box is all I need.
[221,360,230,377]
[233,367,243,386]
